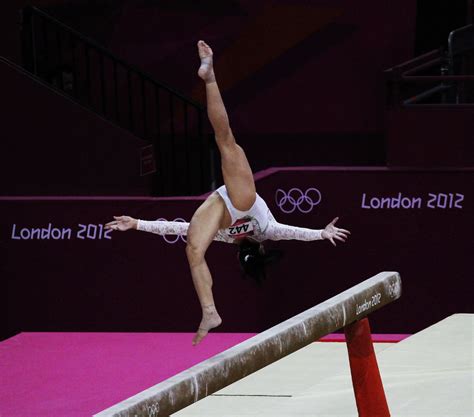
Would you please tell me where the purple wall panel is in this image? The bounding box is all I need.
[386,108,474,167]
[2,197,260,340]
[2,168,473,340]
[0,59,153,195]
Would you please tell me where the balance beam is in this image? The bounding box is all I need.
[95,271,401,417]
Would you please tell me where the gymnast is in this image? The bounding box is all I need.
[105,40,350,345]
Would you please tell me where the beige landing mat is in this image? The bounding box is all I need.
[174,314,473,417]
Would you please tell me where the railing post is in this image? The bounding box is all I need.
[169,93,176,194]
[21,7,38,75]
[20,7,35,74]
[392,68,401,110]
[55,28,63,89]
[100,54,107,115]
[141,77,147,137]
[127,69,134,131]
[70,33,79,99]
[344,318,390,417]
[85,45,92,104]
[113,61,119,122]
[153,85,163,196]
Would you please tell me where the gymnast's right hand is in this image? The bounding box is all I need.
[105,215,138,231]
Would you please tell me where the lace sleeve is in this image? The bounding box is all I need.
[264,219,324,241]
[137,219,189,236]
[137,219,234,243]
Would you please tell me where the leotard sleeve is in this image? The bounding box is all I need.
[137,219,233,243]
[137,219,189,236]
[263,218,324,241]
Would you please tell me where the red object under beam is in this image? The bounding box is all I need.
[344,318,390,417]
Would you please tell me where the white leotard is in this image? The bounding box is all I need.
[214,185,270,241]
[137,186,323,243]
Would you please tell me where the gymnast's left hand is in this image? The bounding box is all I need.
[105,216,138,231]
[321,217,350,246]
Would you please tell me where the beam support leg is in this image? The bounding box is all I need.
[344,318,390,417]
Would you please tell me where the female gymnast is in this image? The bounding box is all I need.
[105,40,350,345]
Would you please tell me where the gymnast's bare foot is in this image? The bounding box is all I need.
[192,305,222,346]
[197,40,216,84]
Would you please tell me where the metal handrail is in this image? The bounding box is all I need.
[22,5,203,109]
[385,25,474,107]
[404,103,474,108]
[387,49,442,73]
[402,75,474,82]
[402,57,444,76]
[20,5,215,196]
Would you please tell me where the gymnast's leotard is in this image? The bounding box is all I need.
[214,185,270,241]
[137,185,323,243]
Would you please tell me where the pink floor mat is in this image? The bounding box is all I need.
[0,332,256,417]
[0,332,408,417]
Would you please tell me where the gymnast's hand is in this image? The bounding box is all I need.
[105,216,138,231]
[321,217,350,246]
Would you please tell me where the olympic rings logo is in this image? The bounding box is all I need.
[275,188,322,214]
[157,217,187,244]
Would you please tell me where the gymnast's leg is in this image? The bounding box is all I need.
[197,40,256,210]
[186,193,225,346]
[187,41,255,346]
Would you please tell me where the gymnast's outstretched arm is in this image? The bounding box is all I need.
[105,216,232,243]
[265,217,350,246]
[137,219,189,235]
[106,216,190,236]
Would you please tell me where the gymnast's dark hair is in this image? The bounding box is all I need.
[237,239,283,284]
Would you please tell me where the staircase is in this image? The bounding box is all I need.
[20,5,216,196]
